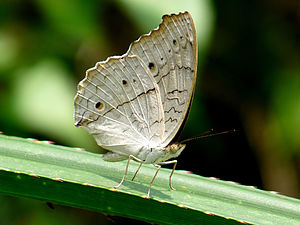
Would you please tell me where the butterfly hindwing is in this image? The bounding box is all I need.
[74,55,164,156]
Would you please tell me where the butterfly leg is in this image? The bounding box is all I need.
[159,160,177,190]
[146,164,161,199]
[114,155,143,189]
[131,162,143,181]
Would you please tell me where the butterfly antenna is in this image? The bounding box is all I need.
[181,129,236,144]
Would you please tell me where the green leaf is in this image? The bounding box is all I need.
[0,133,300,224]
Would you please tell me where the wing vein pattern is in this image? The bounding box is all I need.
[128,12,197,146]
[74,11,197,156]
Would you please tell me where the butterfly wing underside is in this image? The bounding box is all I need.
[74,12,197,157]
[128,12,197,147]
[74,56,164,156]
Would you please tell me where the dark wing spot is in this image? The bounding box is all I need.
[148,62,155,72]
[133,79,136,83]
[95,102,104,110]
[173,39,177,45]
[122,79,128,87]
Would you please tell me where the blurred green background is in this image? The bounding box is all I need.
[1,0,300,224]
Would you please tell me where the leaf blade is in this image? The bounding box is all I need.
[0,134,300,225]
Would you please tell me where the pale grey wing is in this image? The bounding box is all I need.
[127,12,197,147]
[74,55,164,157]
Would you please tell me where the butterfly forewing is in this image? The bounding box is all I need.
[127,12,197,147]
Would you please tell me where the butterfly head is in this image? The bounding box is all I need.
[163,143,186,160]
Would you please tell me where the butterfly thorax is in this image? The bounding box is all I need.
[136,143,186,164]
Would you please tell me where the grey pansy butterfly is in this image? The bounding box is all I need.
[74,11,197,198]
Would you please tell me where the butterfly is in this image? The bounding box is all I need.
[74,11,197,198]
